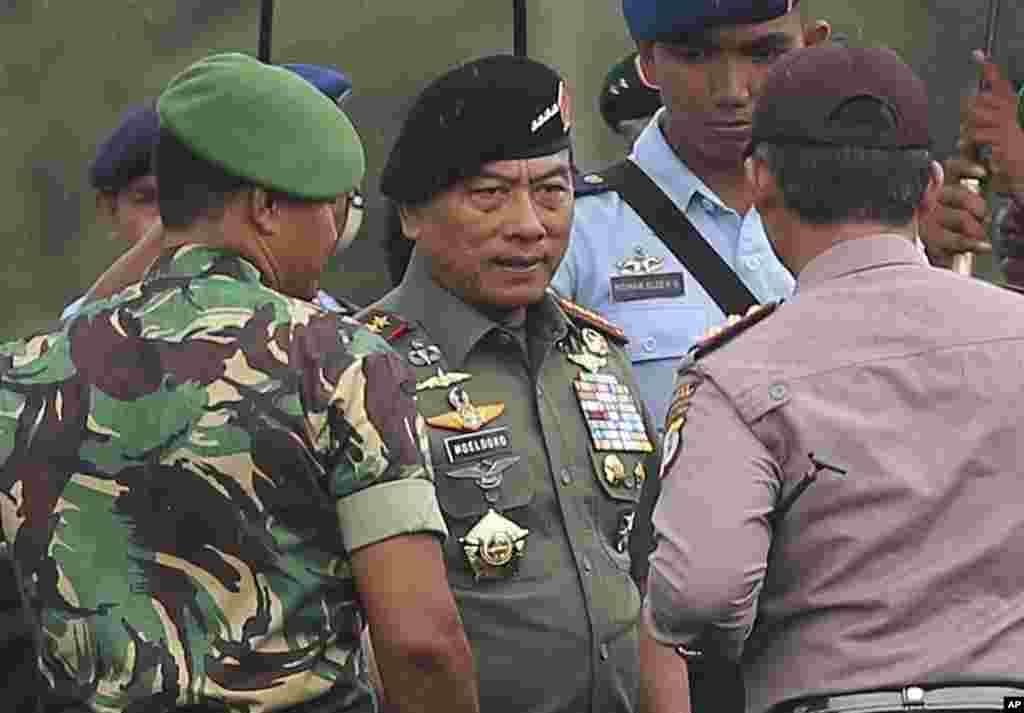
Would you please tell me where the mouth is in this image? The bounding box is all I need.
[493,256,546,273]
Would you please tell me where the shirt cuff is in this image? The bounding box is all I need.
[336,478,448,552]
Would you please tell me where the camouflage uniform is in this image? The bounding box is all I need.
[0,245,445,713]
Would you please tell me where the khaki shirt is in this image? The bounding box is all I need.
[366,249,661,713]
[646,235,1024,713]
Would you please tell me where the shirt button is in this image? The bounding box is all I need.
[642,336,657,353]
[700,197,716,213]
[768,383,787,401]
[560,468,572,485]
[582,556,593,573]
[744,255,762,270]
[600,643,610,661]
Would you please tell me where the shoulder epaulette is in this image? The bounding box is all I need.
[355,308,412,343]
[686,302,779,365]
[573,169,617,198]
[553,294,628,344]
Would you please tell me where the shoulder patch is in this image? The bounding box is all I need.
[573,169,616,198]
[660,372,703,476]
[686,302,779,365]
[356,308,411,343]
[554,294,628,344]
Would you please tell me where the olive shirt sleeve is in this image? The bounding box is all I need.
[329,343,447,553]
[642,370,779,660]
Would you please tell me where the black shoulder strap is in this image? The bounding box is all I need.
[600,160,759,316]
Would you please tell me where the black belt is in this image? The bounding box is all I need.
[775,685,1024,713]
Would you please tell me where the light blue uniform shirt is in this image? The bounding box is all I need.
[553,110,794,428]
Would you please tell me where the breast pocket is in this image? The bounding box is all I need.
[606,302,710,365]
[434,457,535,579]
[584,449,647,572]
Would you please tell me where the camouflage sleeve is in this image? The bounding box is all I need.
[328,338,446,552]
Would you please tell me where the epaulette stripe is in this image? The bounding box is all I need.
[691,302,779,361]
[556,296,628,343]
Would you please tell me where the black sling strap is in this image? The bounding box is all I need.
[600,159,760,316]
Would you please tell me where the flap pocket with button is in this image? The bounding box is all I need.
[603,303,709,365]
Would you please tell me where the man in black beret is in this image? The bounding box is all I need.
[641,45,1024,713]
[365,54,663,713]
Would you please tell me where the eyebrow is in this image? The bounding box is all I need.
[475,165,572,184]
[667,31,796,51]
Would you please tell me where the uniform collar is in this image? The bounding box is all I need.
[145,244,264,284]
[630,108,732,215]
[379,247,569,369]
[796,233,929,291]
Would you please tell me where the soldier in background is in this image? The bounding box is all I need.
[68,64,366,318]
[642,45,1024,713]
[1,52,477,713]
[598,52,662,148]
[367,54,664,713]
[920,50,1023,274]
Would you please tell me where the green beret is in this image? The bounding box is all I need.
[157,52,364,200]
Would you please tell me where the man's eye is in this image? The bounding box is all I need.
[473,186,505,197]
[669,47,709,63]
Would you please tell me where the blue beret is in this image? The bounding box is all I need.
[623,0,800,41]
[88,103,159,192]
[282,63,353,105]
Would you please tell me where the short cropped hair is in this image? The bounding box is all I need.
[753,142,932,226]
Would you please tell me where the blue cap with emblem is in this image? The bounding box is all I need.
[281,63,353,105]
[622,0,801,41]
[88,103,159,193]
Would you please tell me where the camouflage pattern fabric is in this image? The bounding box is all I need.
[0,245,438,713]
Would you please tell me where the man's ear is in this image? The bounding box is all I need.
[803,20,832,48]
[636,41,660,91]
[247,187,278,235]
[96,192,117,221]
[398,203,424,241]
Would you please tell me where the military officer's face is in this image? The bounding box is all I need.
[404,151,574,317]
[98,174,161,245]
[270,192,347,301]
[638,12,828,171]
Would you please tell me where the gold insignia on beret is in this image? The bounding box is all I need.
[583,173,605,184]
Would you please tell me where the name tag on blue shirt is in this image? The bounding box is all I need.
[610,272,685,302]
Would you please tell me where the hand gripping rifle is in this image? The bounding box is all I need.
[952,0,1003,276]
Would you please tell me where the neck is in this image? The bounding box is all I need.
[788,221,916,276]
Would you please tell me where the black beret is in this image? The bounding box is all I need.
[599,52,662,131]
[749,46,932,154]
[88,103,159,193]
[381,55,572,204]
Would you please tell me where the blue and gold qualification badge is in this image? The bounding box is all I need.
[461,509,529,581]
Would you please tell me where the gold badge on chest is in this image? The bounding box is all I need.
[460,508,529,581]
[427,385,505,432]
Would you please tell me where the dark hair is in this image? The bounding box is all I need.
[153,127,252,229]
[385,201,415,287]
[753,142,932,226]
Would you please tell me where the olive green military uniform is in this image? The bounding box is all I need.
[361,249,660,713]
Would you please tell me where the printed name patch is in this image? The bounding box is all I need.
[610,272,684,302]
[444,427,512,465]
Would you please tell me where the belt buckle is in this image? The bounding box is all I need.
[902,686,926,707]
